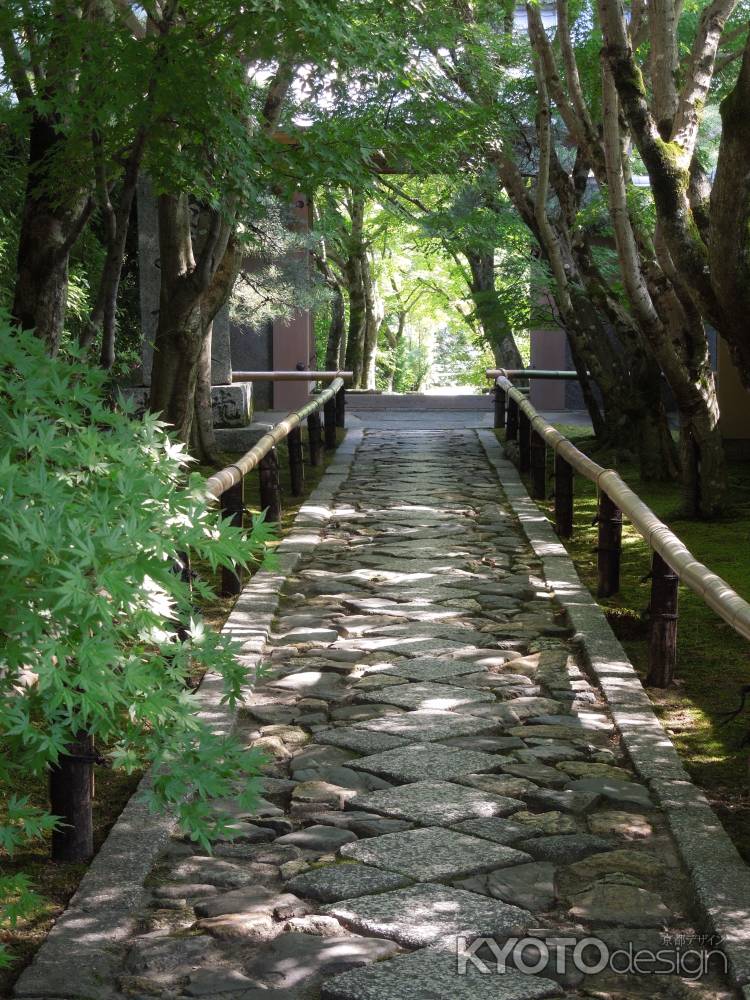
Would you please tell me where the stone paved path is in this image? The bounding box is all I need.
[117,430,732,1000]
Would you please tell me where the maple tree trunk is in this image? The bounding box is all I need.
[324,277,346,371]
[466,249,523,369]
[12,114,89,353]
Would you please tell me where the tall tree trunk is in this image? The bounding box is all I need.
[80,129,147,369]
[344,255,366,387]
[148,194,235,451]
[192,324,221,464]
[343,192,367,388]
[465,249,523,369]
[361,252,383,390]
[12,114,90,352]
[382,311,406,391]
[709,33,750,386]
[598,63,724,511]
[324,273,346,371]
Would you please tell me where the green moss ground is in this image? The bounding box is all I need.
[499,425,750,862]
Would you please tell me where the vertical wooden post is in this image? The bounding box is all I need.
[259,447,281,523]
[177,550,192,587]
[646,552,679,687]
[288,426,305,497]
[50,732,94,862]
[493,386,506,429]
[597,491,622,597]
[554,453,574,537]
[530,430,546,499]
[324,396,337,449]
[506,397,519,441]
[307,411,322,467]
[335,386,346,428]
[519,410,531,472]
[220,478,244,597]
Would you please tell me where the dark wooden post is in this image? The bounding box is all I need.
[324,396,337,449]
[530,430,546,499]
[335,387,346,428]
[288,426,305,497]
[259,447,281,523]
[554,454,574,537]
[493,386,506,429]
[506,397,519,441]
[307,411,322,467]
[220,479,245,597]
[646,552,679,687]
[177,550,192,587]
[50,733,94,862]
[597,491,622,597]
[519,410,531,472]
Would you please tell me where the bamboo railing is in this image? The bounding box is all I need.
[232,370,353,383]
[490,368,750,686]
[205,376,346,598]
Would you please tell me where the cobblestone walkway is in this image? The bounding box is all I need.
[117,430,731,1000]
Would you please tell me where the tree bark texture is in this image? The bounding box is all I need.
[12,114,91,353]
[465,248,523,369]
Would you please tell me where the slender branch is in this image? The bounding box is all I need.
[0,26,34,101]
[112,0,146,38]
[672,0,739,152]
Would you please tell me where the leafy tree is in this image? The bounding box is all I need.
[0,320,272,958]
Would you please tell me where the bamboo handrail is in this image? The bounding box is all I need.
[494,374,750,643]
[205,378,344,499]
[486,368,583,380]
[232,370,353,382]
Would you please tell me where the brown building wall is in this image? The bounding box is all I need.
[718,338,750,441]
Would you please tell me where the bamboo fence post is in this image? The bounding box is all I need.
[324,395,337,449]
[554,454,574,537]
[259,447,281,523]
[494,386,506,429]
[597,491,622,597]
[519,410,531,472]
[646,552,679,687]
[50,733,95,862]
[220,478,245,597]
[307,411,322,466]
[506,396,519,441]
[530,430,546,499]
[336,386,346,428]
[288,426,305,497]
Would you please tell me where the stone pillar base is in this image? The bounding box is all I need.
[119,383,253,428]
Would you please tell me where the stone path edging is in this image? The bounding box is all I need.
[12,428,364,1000]
[477,428,750,996]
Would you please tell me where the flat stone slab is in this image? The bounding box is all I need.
[321,947,562,1000]
[519,834,613,865]
[274,627,340,645]
[340,826,533,881]
[315,728,410,754]
[354,780,525,826]
[325,882,532,948]
[349,743,503,783]
[378,659,493,682]
[285,864,413,902]
[456,862,557,911]
[523,787,600,815]
[565,776,653,809]
[357,681,495,711]
[275,825,358,852]
[450,816,537,846]
[245,931,401,989]
[355,710,499,742]
[568,881,672,926]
